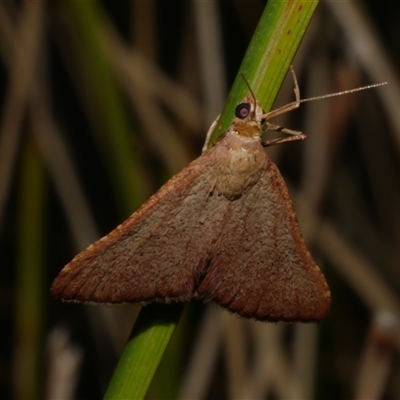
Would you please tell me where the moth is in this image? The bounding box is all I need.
[51,68,384,322]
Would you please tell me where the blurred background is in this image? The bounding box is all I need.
[1,0,400,399]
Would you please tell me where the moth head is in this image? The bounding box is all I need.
[234,95,265,128]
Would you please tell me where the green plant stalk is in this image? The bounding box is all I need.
[103,1,318,399]
[146,304,188,399]
[210,0,318,144]
[14,139,45,400]
[104,303,184,400]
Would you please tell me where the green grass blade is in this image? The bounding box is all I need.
[103,1,318,399]
[209,0,318,144]
[14,139,45,399]
[103,304,184,400]
[66,0,149,214]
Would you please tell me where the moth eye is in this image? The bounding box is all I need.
[235,103,251,119]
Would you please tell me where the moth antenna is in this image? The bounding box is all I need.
[299,81,388,104]
[240,73,258,105]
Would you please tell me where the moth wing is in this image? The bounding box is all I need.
[51,150,228,303]
[196,160,331,322]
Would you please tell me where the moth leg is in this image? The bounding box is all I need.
[265,123,303,137]
[202,114,220,153]
[262,134,306,147]
[261,66,301,122]
[262,122,306,147]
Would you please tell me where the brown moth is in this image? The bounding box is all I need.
[51,69,384,322]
